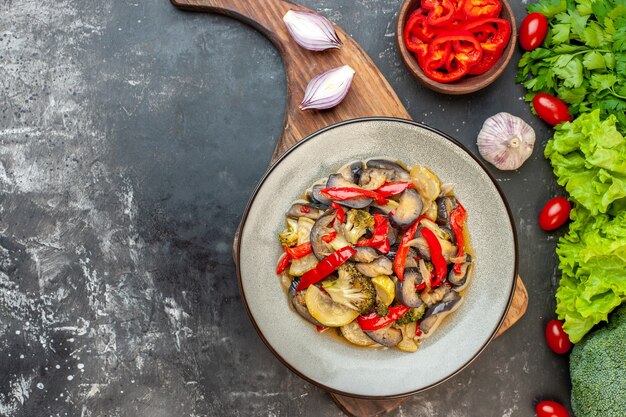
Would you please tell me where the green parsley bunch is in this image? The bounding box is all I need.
[517,0,626,128]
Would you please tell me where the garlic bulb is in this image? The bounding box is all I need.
[300,65,355,110]
[283,10,342,51]
[477,112,536,170]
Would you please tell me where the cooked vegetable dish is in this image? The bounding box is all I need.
[276,159,473,352]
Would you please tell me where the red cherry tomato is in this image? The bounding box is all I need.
[545,320,572,354]
[519,12,548,51]
[539,197,571,231]
[536,400,570,417]
[533,93,572,126]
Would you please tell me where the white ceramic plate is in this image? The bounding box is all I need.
[236,118,517,398]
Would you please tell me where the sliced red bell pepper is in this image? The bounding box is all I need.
[295,246,356,291]
[357,305,411,331]
[415,321,423,336]
[424,35,452,70]
[463,0,502,19]
[467,49,502,74]
[422,31,480,83]
[393,216,424,281]
[276,252,292,274]
[463,18,510,53]
[405,8,440,44]
[321,187,387,205]
[420,227,447,287]
[467,22,498,42]
[316,325,329,333]
[422,0,456,27]
[322,230,337,243]
[356,213,390,254]
[331,203,345,224]
[452,34,483,67]
[285,242,313,259]
[376,182,414,197]
[449,201,467,274]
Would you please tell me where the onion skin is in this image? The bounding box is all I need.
[283,10,342,51]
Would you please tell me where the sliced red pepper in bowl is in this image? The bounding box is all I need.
[463,0,502,19]
[405,8,440,44]
[357,305,411,331]
[295,246,356,291]
[467,49,501,74]
[463,18,510,53]
[424,36,452,70]
[451,33,483,67]
[422,0,456,27]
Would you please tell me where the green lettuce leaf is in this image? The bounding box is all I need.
[555,207,626,342]
[545,110,626,216]
[545,110,626,342]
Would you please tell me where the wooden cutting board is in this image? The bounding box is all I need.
[170,1,529,415]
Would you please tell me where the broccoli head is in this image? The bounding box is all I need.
[323,263,376,314]
[395,305,426,326]
[570,304,626,417]
[278,218,299,247]
[376,303,389,317]
[343,209,374,244]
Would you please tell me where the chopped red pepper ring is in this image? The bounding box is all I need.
[356,213,390,253]
[285,242,313,259]
[299,205,311,214]
[424,35,452,70]
[463,0,502,19]
[331,203,345,224]
[393,216,424,281]
[452,35,483,67]
[376,182,414,197]
[449,201,467,274]
[316,325,329,333]
[420,228,448,287]
[463,18,510,53]
[321,187,387,205]
[357,305,411,331]
[405,8,440,44]
[296,246,356,291]
[422,0,456,27]
[322,230,337,243]
[467,49,502,74]
[276,252,292,274]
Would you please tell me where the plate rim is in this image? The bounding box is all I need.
[235,117,519,399]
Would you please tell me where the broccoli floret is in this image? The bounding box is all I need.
[278,218,299,247]
[376,303,389,317]
[570,304,626,417]
[343,209,375,244]
[323,263,376,314]
[395,305,426,326]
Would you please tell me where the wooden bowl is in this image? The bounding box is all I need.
[396,0,517,95]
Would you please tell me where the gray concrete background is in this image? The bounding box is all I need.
[0,0,570,416]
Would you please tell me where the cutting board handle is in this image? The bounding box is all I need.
[171,0,410,160]
[171,0,289,49]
